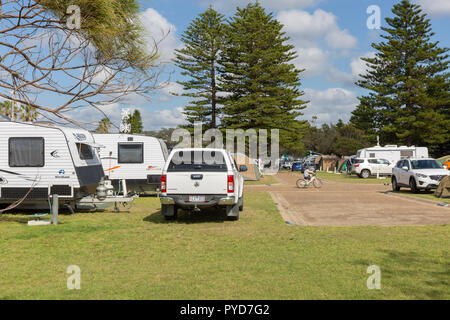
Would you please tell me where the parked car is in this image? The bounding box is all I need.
[351,158,395,178]
[291,162,303,171]
[392,158,450,192]
[281,161,292,170]
[159,148,245,221]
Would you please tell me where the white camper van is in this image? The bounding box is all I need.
[93,133,169,193]
[356,145,429,164]
[0,119,104,208]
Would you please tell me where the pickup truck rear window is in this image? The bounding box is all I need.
[168,151,227,172]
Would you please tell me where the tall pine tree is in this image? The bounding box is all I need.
[219,3,308,153]
[174,6,225,130]
[351,0,450,155]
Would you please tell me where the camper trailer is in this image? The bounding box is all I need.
[93,133,169,193]
[356,145,429,164]
[0,119,104,208]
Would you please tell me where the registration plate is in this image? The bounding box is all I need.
[189,195,206,202]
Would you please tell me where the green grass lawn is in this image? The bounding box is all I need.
[245,174,278,185]
[316,171,391,184]
[0,193,448,299]
[392,190,450,204]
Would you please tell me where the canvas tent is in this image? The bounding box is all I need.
[435,176,450,198]
[317,155,340,171]
[437,155,450,164]
[437,155,450,170]
[233,153,262,181]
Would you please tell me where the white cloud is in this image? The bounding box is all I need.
[142,107,186,130]
[293,47,330,77]
[199,0,322,12]
[158,82,184,101]
[414,0,450,17]
[140,8,180,63]
[325,29,358,50]
[350,52,376,80]
[277,9,357,81]
[302,88,358,124]
[324,52,376,87]
[277,9,357,50]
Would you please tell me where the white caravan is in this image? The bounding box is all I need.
[356,145,429,164]
[93,133,169,193]
[0,119,104,208]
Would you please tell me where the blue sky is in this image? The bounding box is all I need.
[76,0,450,130]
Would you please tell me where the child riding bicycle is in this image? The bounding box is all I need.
[303,167,315,184]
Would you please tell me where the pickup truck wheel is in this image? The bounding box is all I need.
[162,204,177,220]
[409,178,419,193]
[360,169,370,179]
[392,176,400,191]
[238,196,244,211]
[226,203,240,221]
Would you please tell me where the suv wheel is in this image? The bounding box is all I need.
[360,169,370,179]
[392,176,400,191]
[409,178,419,193]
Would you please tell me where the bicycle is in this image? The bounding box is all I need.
[296,174,323,189]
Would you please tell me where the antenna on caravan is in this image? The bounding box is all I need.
[376,135,380,147]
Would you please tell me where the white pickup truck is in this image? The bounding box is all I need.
[159,148,246,221]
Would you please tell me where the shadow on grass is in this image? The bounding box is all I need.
[354,249,449,299]
[0,206,97,224]
[144,208,228,224]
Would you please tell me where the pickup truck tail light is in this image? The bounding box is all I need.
[161,174,167,193]
[227,175,234,193]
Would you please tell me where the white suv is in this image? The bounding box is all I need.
[351,158,395,178]
[159,148,245,221]
[392,158,449,192]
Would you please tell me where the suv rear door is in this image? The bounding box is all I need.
[166,150,228,195]
[377,159,393,175]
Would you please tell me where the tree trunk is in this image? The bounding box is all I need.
[211,59,216,129]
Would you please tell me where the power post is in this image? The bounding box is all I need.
[51,194,59,225]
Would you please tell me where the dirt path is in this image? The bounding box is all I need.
[246,172,450,226]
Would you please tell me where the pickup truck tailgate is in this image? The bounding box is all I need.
[166,172,228,194]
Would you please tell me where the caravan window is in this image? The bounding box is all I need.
[400,150,413,158]
[76,143,94,160]
[9,137,44,167]
[118,143,143,163]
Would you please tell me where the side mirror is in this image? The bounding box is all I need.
[402,166,409,171]
[239,165,248,172]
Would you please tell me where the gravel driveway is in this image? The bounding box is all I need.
[246,172,450,226]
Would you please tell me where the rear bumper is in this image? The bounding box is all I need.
[160,194,236,207]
